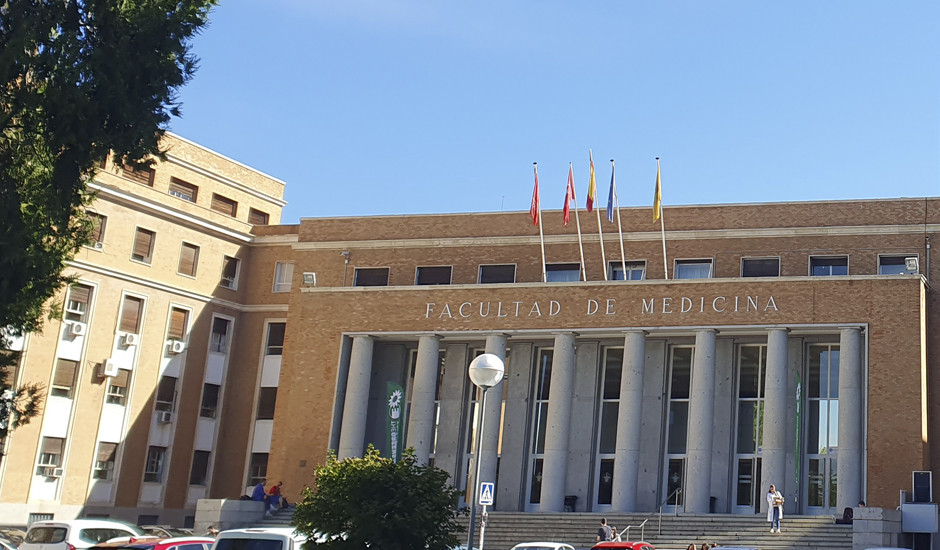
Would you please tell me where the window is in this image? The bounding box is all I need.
[879,255,917,275]
[144,446,166,482]
[121,163,155,186]
[675,259,713,279]
[189,450,210,486]
[810,256,848,276]
[609,261,646,281]
[742,257,780,277]
[220,256,240,289]
[200,383,220,418]
[545,263,580,282]
[210,193,238,217]
[87,213,107,248]
[354,267,389,286]
[65,284,93,323]
[266,323,285,356]
[478,264,516,284]
[51,359,78,398]
[119,296,144,333]
[167,307,189,341]
[35,437,64,475]
[177,243,199,277]
[131,228,155,264]
[106,370,129,406]
[248,208,270,225]
[168,177,198,202]
[210,317,230,353]
[415,266,452,285]
[155,375,177,412]
[92,442,117,480]
[273,262,294,293]
[247,453,268,486]
[257,387,277,420]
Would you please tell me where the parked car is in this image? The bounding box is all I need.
[210,528,309,550]
[90,537,214,550]
[140,528,194,539]
[510,542,576,550]
[592,543,655,550]
[20,520,147,550]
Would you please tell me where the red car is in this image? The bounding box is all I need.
[592,542,656,550]
[90,536,215,550]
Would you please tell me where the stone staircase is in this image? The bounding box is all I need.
[248,506,296,527]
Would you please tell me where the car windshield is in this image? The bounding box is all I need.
[25,528,67,544]
[214,540,284,550]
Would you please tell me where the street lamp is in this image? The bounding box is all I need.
[467,353,505,550]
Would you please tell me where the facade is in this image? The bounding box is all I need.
[2,141,938,526]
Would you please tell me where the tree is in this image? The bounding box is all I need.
[293,446,467,550]
[0,0,217,433]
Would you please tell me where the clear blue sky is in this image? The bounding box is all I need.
[168,1,940,224]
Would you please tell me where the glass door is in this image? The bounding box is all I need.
[734,345,766,514]
[595,347,622,509]
[806,343,840,514]
[662,346,692,512]
[526,349,552,511]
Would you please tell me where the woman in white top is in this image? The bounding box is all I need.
[767,484,784,533]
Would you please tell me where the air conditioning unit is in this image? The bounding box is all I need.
[100,358,119,377]
[157,411,173,423]
[53,467,64,477]
[69,322,87,336]
[123,333,139,346]
[42,466,62,478]
[93,241,103,250]
[168,340,187,354]
[302,272,317,286]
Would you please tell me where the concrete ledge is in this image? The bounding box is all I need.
[853,507,902,550]
[195,499,265,535]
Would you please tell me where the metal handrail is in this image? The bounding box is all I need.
[614,487,682,541]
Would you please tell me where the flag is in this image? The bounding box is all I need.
[586,150,597,212]
[563,164,575,226]
[530,164,540,226]
[606,162,616,223]
[653,160,662,222]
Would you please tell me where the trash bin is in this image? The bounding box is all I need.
[564,495,578,512]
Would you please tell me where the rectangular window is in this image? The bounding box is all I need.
[65,284,93,323]
[155,376,177,412]
[88,213,107,247]
[36,437,64,475]
[879,255,917,275]
[273,262,294,293]
[200,383,220,418]
[122,163,155,186]
[167,307,189,341]
[119,296,144,333]
[177,243,199,277]
[210,317,230,353]
[354,267,389,286]
[257,387,277,420]
[131,228,155,264]
[415,266,452,285]
[248,208,269,225]
[144,446,166,483]
[675,259,713,279]
[210,193,238,217]
[742,257,780,277]
[266,323,285,356]
[189,451,210,486]
[168,177,198,202]
[106,369,129,406]
[609,261,646,281]
[92,442,118,480]
[51,359,78,398]
[247,453,268,486]
[220,256,240,289]
[810,256,848,276]
[478,264,516,284]
[545,263,580,282]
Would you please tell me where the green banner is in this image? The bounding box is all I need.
[386,382,404,462]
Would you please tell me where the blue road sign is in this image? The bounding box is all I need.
[479,482,494,506]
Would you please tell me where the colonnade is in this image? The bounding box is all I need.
[335,326,864,514]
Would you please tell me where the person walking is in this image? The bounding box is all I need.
[767,484,784,533]
[596,518,613,542]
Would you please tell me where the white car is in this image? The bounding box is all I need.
[211,528,310,550]
[20,520,147,550]
[510,543,576,550]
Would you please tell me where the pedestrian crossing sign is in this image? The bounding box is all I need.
[479,482,494,506]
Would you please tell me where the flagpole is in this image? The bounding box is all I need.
[656,157,668,279]
[534,163,547,283]
[569,162,587,281]
[612,159,627,278]
[590,150,608,281]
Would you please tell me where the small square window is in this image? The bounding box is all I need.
[144,446,166,483]
[545,263,580,282]
[210,194,238,217]
[168,178,198,203]
[742,258,780,277]
[106,370,129,406]
[189,450,210,486]
[200,383,220,418]
[36,437,64,476]
[609,261,646,281]
[155,375,177,412]
[51,359,78,398]
[210,317,230,353]
[92,442,117,480]
[220,256,240,289]
[810,256,848,276]
[178,243,199,277]
[119,295,144,334]
[131,228,155,264]
[248,208,270,225]
[354,267,389,287]
[65,284,93,323]
[674,259,713,279]
[415,266,452,285]
[122,163,155,186]
[247,453,268,487]
[478,264,516,284]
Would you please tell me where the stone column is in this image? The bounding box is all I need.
[540,332,577,512]
[837,327,864,511]
[479,334,507,490]
[685,329,717,513]
[406,335,441,465]
[612,330,646,512]
[337,335,374,460]
[760,328,789,510]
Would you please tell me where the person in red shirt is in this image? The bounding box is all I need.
[268,480,285,510]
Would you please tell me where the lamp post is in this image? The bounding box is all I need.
[466,353,505,550]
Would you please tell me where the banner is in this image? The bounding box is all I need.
[386,382,404,462]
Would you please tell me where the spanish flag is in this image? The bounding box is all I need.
[653,160,662,222]
[586,150,597,212]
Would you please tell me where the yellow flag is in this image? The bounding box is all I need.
[586,150,597,212]
[653,159,662,222]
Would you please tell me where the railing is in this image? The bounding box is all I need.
[615,488,682,541]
